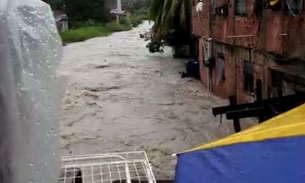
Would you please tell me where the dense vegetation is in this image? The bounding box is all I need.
[42,0,150,44]
[65,0,110,23]
[60,15,147,44]
[43,0,192,57]
[147,0,191,57]
[42,0,62,10]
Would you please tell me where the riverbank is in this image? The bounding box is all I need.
[61,14,147,44]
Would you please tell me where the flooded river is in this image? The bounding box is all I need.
[57,22,236,179]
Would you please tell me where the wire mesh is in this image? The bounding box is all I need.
[59,151,156,183]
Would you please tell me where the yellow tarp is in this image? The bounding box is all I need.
[187,104,305,153]
[270,0,280,6]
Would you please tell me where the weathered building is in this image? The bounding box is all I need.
[192,0,305,103]
[54,10,69,32]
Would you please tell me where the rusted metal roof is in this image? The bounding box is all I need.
[270,60,305,79]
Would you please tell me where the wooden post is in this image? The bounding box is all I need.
[256,79,265,123]
[116,0,122,24]
[116,14,120,24]
[229,95,241,132]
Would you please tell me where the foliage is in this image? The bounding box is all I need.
[119,0,151,13]
[131,0,151,11]
[51,0,150,44]
[134,8,148,16]
[42,0,63,10]
[105,22,131,32]
[60,27,112,43]
[60,14,145,44]
[71,20,101,29]
[149,0,190,33]
[129,14,148,27]
[65,0,110,24]
[146,36,165,53]
[60,21,133,44]
[147,0,191,56]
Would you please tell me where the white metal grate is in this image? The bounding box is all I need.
[59,151,156,183]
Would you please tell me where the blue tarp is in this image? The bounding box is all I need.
[175,104,305,183]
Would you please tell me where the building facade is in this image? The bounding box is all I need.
[192,0,305,103]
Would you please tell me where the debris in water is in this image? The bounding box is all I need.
[84,86,122,92]
[95,65,110,69]
[81,90,100,99]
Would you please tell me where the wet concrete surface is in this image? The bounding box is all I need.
[56,22,239,179]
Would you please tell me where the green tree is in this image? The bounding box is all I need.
[42,0,63,10]
[148,0,191,56]
[64,0,110,24]
[149,0,190,40]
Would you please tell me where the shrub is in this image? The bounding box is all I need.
[146,36,166,53]
[60,15,147,44]
[119,18,131,27]
[105,21,131,32]
[71,19,97,28]
[60,27,111,43]
[130,14,147,27]
[134,8,148,16]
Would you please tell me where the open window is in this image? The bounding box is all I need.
[244,61,254,94]
[217,53,226,84]
[235,0,247,15]
[285,0,304,15]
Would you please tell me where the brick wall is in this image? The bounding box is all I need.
[191,0,210,37]
[192,0,305,102]
[282,15,305,57]
[264,9,305,56]
[199,38,267,103]
[192,0,305,57]
[199,42,236,99]
[235,55,265,104]
[211,44,235,98]
[198,39,208,86]
[208,0,261,48]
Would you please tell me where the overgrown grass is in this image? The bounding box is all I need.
[61,14,148,44]
[60,27,112,43]
[60,22,131,44]
[105,21,131,32]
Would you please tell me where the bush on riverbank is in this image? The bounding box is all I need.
[60,22,130,44]
[60,14,148,44]
[105,21,131,32]
[130,14,147,27]
[60,27,112,44]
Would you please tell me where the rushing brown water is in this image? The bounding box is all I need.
[57,22,237,179]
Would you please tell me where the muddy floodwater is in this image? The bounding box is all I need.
[57,22,238,179]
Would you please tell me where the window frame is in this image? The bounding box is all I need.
[217,53,226,84]
[235,0,247,16]
[243,61,255,95]
[285,0,304,15]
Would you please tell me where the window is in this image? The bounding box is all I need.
[235,0,247,15]
[286,0,304,15]
[243,61,254,94]
[217,53,226,84]
[212,0,216,8]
